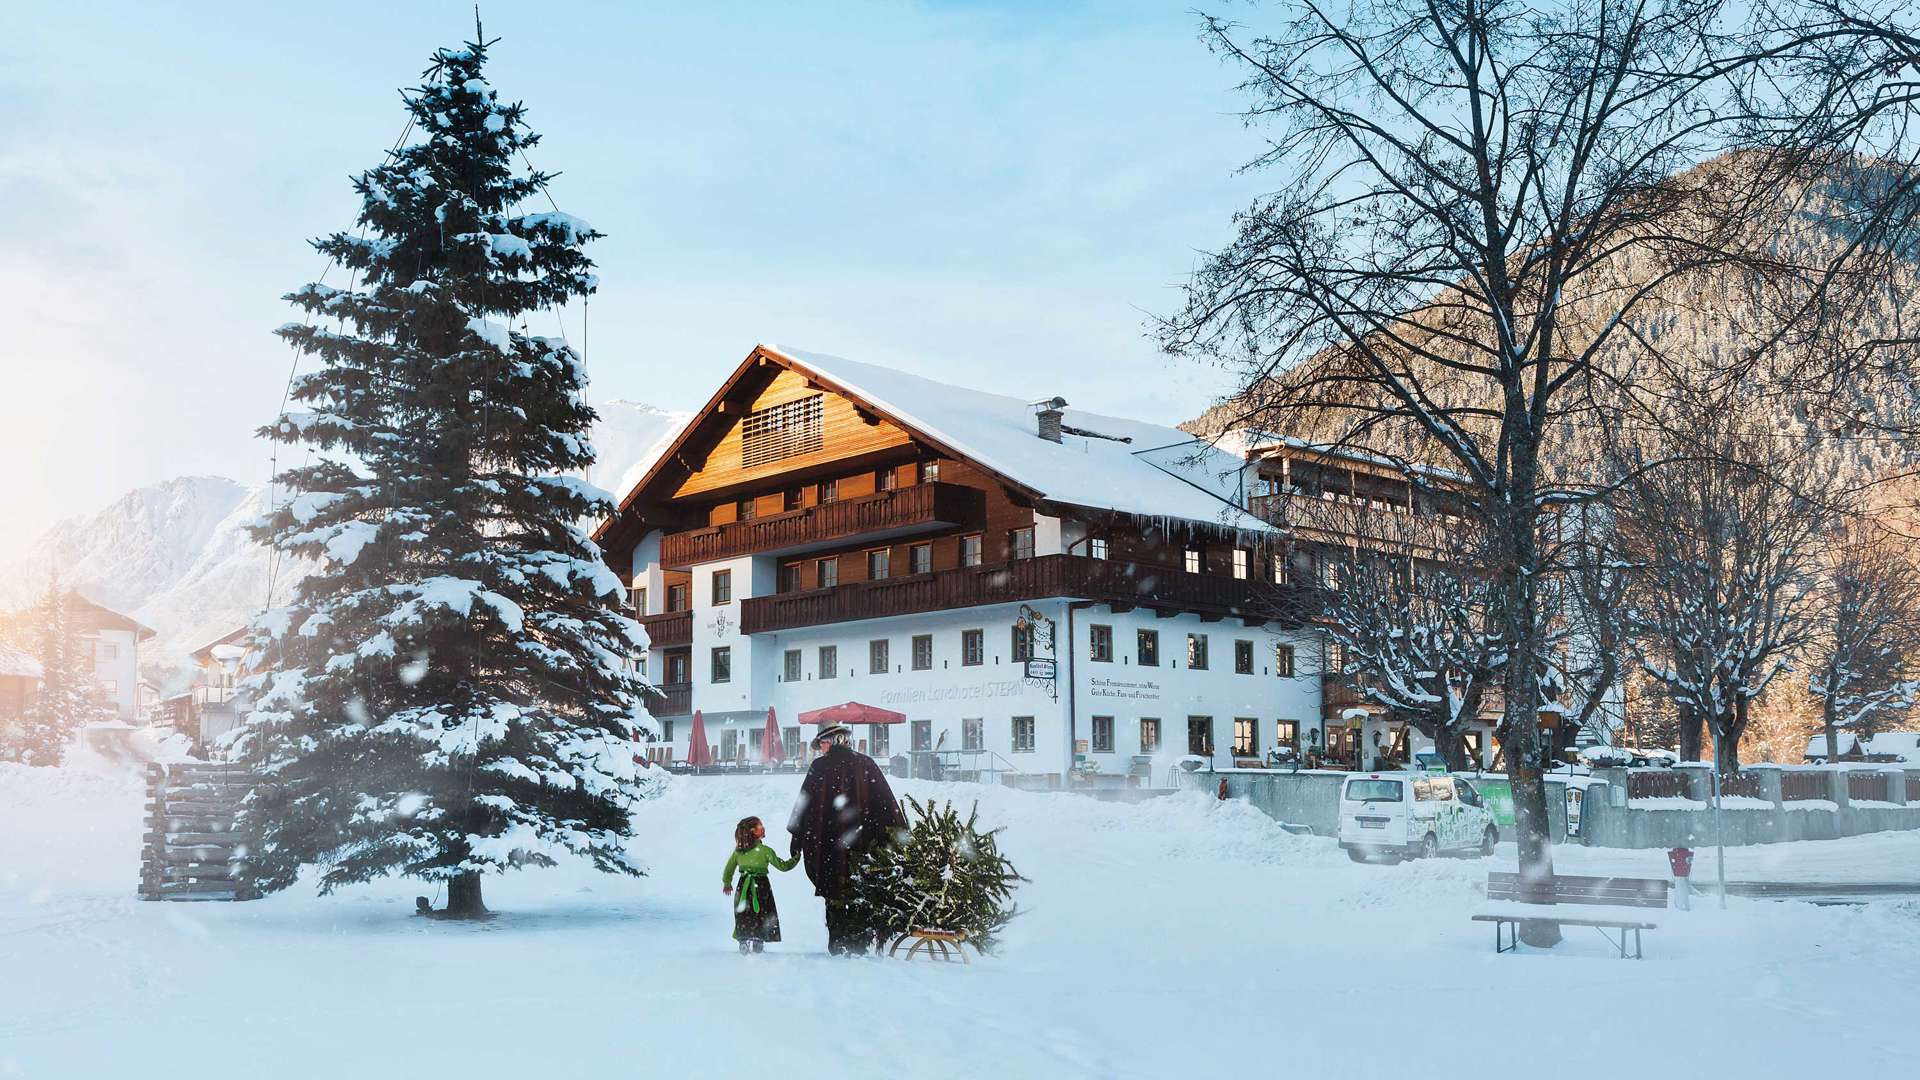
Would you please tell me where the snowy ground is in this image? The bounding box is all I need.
[4,759,1918,1079]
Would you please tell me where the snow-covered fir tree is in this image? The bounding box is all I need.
[5,575,110,767]
[235,30,653,916]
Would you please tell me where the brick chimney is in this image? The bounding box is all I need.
[1031,397,1067,443]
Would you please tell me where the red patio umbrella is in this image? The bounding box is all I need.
[685,709,712,767]
[761,707,785,765]
[797,701,907,726]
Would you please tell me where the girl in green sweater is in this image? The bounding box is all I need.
[723,816,800,953]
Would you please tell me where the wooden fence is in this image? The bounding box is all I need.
[139,762,260,902]
[1781,771,1829,801]
[1847,771,1892,803]
[1626,770,1691,799]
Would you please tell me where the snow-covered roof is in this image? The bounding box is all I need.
[0,644,42,680]
[765,346,1270,533]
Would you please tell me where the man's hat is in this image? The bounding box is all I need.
[813,724,853,742]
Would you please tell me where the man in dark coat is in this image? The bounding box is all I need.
[787,724,905,954]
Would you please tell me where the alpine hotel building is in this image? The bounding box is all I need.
[596,345,1498,783]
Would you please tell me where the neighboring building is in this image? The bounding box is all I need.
[0,644,43,724]
[66,595,156,723]
[596,345,1322,783]
[162,627,253,757]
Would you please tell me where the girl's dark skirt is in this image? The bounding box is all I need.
[733,873,782,942]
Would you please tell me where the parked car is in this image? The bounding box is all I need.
[1338,773,1499,863]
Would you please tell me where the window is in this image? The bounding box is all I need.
[1232,549,1249,579]
[741,393,824,468]
[1140,718,1162,752]
[962,629,984,666]
[815,558,838,589]
[783,649,802,681]
[918,460,940,484]
[661,719,675,745]
[866,548,890,580]
[710,647,732,683]
[749,728,764,756]
[1413,777,1455,802]
[1234,639,1254,675]
[779,563,803,593]
[1328,641,1347,676]
[1187,716,1214,756]
[1187,633,1209,670]
[817,479,839,504]
[711,569,733,605]
[629,586,647,614]
[1011,625,1032,663]
[1454,779,1482,807]
[911,634,933,671]
[783,726,803,761]
[100,680,119,697]
[876,467,899,491]
[1276,719,1299,749]
[1183,547,1202,574]
[869,639,890,674]
[666,653,689,684]
[1012,717,1036,753]
[818,645,838,680]
[959,534,983,567]
[721,728,740,761]
[911,720,933,752]
[869,724,891,758]
[1271,555,1290,586]
[1233,718,1257,756]
[963,717,985,751]
[908,542,932,575]
[1137,629,1159,666]
[783,489,803,512]
[1092,716,1114,753]
[1089,624,1113,663]
[737,497,757,522]
[1011,527,1035,560]
[666,583,689,612]
[1089,537,1108,560]
[1274,644,1296,677]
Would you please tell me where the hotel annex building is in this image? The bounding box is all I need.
[596,344,1501,782]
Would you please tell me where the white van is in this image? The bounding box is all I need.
[1338,773,1499,863]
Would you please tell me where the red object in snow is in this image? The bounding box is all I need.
[685,710,712,767]
[796,701,908,726]
[761,707,785,765]
[1668,847,1694,878]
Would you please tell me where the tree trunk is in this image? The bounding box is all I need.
[1713,710,1742,776]
[1678,707,1704,763]
[1440,728,1471,772]
[443,871,487,918]
[1823,696,1839,763]
[1492,477,1559,948]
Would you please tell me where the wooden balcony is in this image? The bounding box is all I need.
[659,482,982,569]
[740,553,1302,635]
[645,682,692,717]
[638,611,691,649]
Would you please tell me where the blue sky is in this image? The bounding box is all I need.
[0,1,1270,548]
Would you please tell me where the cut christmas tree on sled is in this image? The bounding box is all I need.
[849,796,1024,958]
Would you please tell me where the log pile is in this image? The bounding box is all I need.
[139,762,259,902]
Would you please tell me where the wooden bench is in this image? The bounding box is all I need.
[1471,872,1668,959]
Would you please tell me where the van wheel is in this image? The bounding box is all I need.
[1347,848,1369,863]
[1419,833,1439,860]
[1480,826,1498,857]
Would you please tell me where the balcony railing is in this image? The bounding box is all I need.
[645,682,692,717]
[638,611,691,649]
[659,482,982,568]
[740,553,1302,635]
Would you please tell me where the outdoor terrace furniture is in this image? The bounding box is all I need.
[1471,871,1669,959]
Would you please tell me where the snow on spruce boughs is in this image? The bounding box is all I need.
[234,32,652,907]
[849,797,1023,952]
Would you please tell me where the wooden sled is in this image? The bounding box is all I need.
[888,929,973,964]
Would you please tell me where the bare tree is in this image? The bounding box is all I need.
[1157,0,1914,943]
[1611,415,1833,773]
[1806,524,1920,759]
[1307,499,1504,772]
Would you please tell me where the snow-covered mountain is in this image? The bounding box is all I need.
[2,400,690,667]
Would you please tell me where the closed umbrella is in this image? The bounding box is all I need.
[762,707,784,765]
[685,710,712,767]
